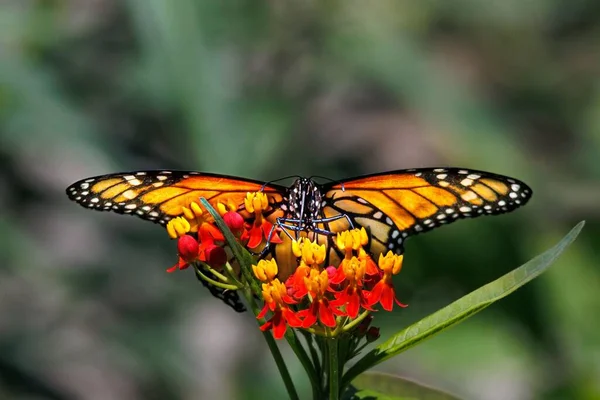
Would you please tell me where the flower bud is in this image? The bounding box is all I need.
[205,245,227,269]
[366,326,380,342]
[223,211,245,237]
[177,235,199,262]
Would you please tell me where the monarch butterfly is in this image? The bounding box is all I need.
[66,168,532,310]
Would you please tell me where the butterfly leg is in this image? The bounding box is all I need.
[312,213,355,233]
[255,217,303,258]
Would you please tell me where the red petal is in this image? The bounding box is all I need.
[346,290,360,319]
[259,319,273,332]
[395,298,409,308]
[366,282,383,307]
[301,309,318,329]
[380,285,394,311]
[198,222,225,245]
[329,265,346,284]
[365,258,379,275]
[246,226,263,249]
[318,300,336,327]
[166,263,180,273]
[272,313,287,339]
[283,308,303,328]
[257,303,270,319]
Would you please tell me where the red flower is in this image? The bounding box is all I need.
[257,279,302,339]
[244,219,282,249]
[366,252,407,311]
[242,192,282,249]
[332,285,373,318]
[258,307,302,339]
[295,269,342,328]
[298,298,338,328]
[167,235,200,273]
[223,211,245,237]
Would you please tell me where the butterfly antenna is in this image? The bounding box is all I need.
[261,175,301,190]
[310,175,346,191]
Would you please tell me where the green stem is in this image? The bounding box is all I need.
[242,287,300,400]
[285,330,321,400]
[300,330,321,376]
[262,331,299,400]
[328,338,340,400]
[194,267,238,290]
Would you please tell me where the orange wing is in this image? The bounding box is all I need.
[320,167,532,257]
[66,171,287,225]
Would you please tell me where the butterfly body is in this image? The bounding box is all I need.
[66,167,532,310]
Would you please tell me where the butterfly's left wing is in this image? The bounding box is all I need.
[66,170,289,312]
[66,170,287,225]
[319,167,532,257]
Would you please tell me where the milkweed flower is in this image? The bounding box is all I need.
[257,278,302,339]
[243,192,283,249]
[366,251,408,311]
[167,234,200,273]
[296,269,341,328]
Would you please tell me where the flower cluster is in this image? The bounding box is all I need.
[256,227,407,339]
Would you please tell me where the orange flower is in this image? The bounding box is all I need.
[257,279,302,339]
[242,192,283,249]
[330,256,373,318]
[252,259,279,283]
[367,251,407,311]
[297,269,342,328]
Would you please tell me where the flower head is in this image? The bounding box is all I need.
[166,217,191,239]
[258,278,302,339]
[366,251,408,311]
[297,269,341,328]
[253,259,279,283]
[242,192,282,249]
[167,234,200,273]
[292,238,326,266]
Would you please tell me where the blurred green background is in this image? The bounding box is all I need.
[1,1,598,399]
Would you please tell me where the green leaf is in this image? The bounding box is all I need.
[349,371,462,400]
[343,221,585,387]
